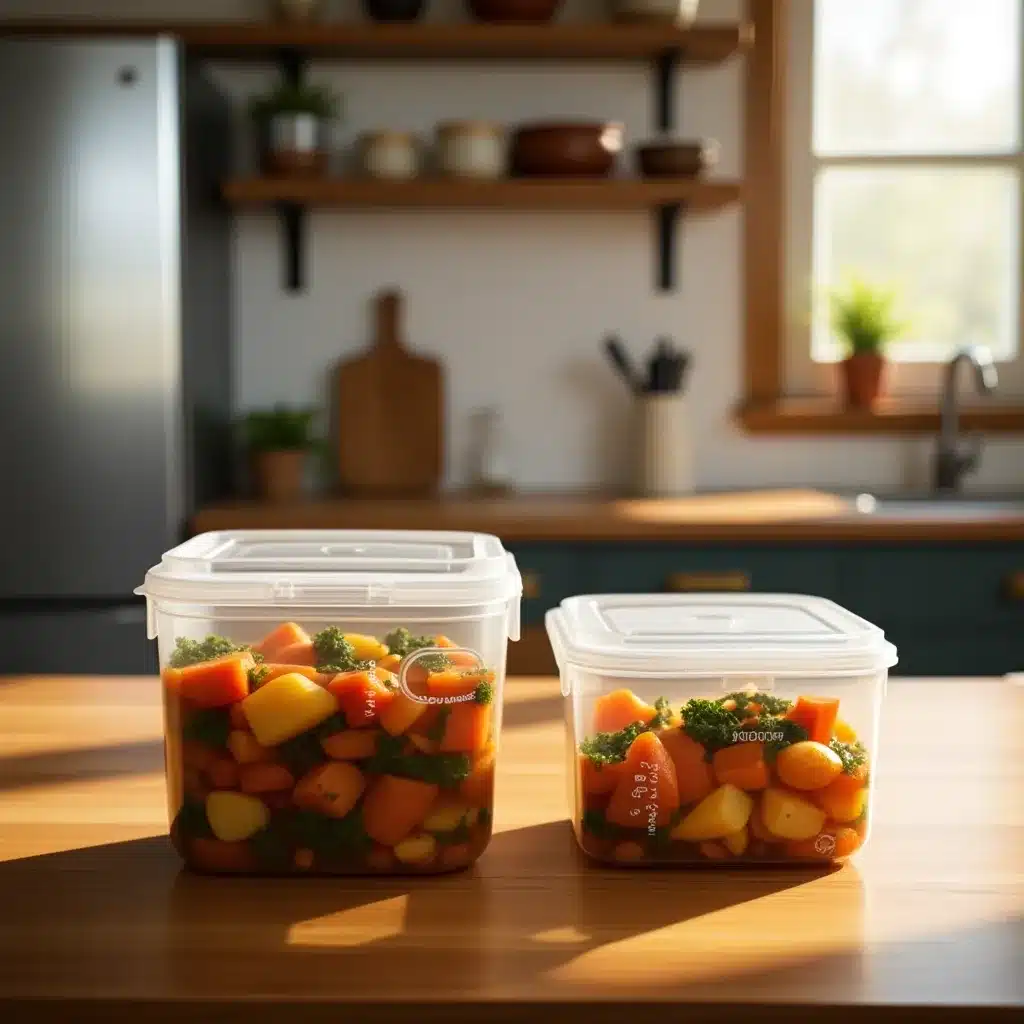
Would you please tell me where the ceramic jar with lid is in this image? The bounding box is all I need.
[436,121,507,179]
[359,131,420,181]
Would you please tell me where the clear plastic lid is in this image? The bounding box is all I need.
[137,529,522,628]
[546,593,898,679]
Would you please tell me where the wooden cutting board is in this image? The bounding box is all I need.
[336,290,443,496]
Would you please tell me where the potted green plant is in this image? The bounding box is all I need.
[243,405,317,502]
[829,277,907,409]
[249,82,341,177]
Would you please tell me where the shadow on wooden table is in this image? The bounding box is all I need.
[0,820,853,1007]
[0,738,164,792]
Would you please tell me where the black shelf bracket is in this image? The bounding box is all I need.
[656,202,685,291]
[278,202,306,292]
[653,48,682,133]
[277,47,309,86]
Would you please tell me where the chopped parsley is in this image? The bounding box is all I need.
[473,681,494,705]
[181,707,230,749]
[830,738,868,776]
[365,733,472,789]
[426,706,452,743]
[168,634,260,669]
[679,698,743,753]
[248,664,270,689]
[383,627,436,658]
[579,720,649,767]
[722,691,793,716]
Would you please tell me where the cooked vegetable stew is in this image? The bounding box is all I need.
[576,688,870,864]
[164,623,497,874]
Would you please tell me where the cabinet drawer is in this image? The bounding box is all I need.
[882,622,1024,676]
[840,547,1024,625]
[583,546,841,599]
[505,545,582,626]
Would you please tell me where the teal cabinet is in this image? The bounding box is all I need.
[581,545,841,599]
[510,541,1024,676]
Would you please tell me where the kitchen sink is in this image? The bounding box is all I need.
[848,492,1024,518]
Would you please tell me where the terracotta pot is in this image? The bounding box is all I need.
[467,0,562,22]
[511,121,623,178]
[252,450,307,502]
[841,352,887,409]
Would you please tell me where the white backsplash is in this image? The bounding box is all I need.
[4,0,1022,491]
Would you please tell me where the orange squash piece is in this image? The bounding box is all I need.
[712,742,769,791]
[379,690,429,736]
[439,701,492,753]
[274,640,317,667]
[163,652,253,708]
[228,703,249,730]
[377,653,402,673]
[657,729,715,804]
[321,728,381,760]
[206,756,240,790]
[460,744,496,806]
[592,688,659,735]
[362,774,439,846]
[293,762,365,819]
[327,670,396,727]
[605,731,680,829]
[787,696,840,745]
[427,668,494,702]
[188,837,253,873]
[238,761,295,794]
[253,622,310,662]
[579,753,626,797]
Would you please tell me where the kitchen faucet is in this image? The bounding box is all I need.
[933,345,999,492]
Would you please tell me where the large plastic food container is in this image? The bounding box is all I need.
[546,594,896,866]
[137,530,521,875]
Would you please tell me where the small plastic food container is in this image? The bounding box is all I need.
[137,530,521,875]
[546,594,896,867]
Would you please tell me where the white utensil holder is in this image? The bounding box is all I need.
[636,392,693,497]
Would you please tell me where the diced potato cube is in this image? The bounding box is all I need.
[345,633,390,662]
[761,787,827,841]
[423,800,471,834]
[293,762,365,819]
[241,672,338,747]
[724,826,749,856]
[205,791,269,842]
[671,784,754,841]
[394,833,438,865]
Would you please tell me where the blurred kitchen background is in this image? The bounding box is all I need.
[1,0,1022,677]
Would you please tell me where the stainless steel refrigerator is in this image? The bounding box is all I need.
[0,38,233,673]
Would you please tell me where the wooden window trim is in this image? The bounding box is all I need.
[739,0,1024,435]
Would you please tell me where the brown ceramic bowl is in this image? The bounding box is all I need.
[511,122,623,177]
[467,0,562,22]
[635,139,719,178]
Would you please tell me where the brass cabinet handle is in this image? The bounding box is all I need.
[522,571,542,600]
[665,570,751,593]
[1004,571,1024,602]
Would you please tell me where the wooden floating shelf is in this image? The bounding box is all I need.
[0,21,752,63]
[222,177,742,211]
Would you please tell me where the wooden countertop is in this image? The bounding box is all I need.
[1,675,1021,1022]
[192,490,1024,542]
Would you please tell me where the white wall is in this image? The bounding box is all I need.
[4,0,1022,492]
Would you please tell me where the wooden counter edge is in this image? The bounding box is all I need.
[4,997,1019,1024]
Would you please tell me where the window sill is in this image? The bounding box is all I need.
[738,398,1024,435]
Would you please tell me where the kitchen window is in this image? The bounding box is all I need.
[787,0,1024,397]
[740,0,1024,431]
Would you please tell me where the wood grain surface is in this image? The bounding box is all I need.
[192,489,1024,542]
[335,289,443,497]
[0,675,1021,1022]
[221,178,743,211]
[0,21,751,63]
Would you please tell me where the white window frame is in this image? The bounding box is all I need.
[785,0,1024,399]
